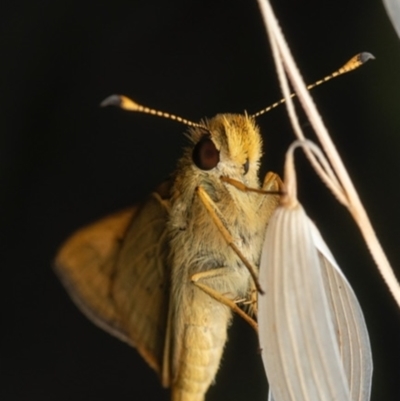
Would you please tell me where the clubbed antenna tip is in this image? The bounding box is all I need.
[100,94,140,111]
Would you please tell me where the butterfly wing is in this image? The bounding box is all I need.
[54,188,171,380]
[112,191,171,375]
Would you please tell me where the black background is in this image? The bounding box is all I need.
[2,1,400,400]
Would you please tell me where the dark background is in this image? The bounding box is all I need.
[2,0,400,400]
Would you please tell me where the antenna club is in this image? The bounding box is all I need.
[342,52,375,73]
[100,94,141,111]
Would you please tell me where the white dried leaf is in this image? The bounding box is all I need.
[258,204,372,401]
[310,223,373,401]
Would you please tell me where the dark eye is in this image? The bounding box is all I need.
[243,158,249,175]
[192,136,220,170]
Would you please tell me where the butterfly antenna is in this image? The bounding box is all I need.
[101,94,205,129]
[251,52,375,118]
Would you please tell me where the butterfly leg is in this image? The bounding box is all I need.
[220,172,282,211]
[191,269,258,332]
[250,172,282,315]
[243,281,258,317]
[259,171,282,212]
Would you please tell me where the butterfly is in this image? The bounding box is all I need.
[55,95,281,401]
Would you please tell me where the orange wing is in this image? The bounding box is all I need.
[54,190,171,381]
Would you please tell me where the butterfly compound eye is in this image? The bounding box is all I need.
[192,136,220,170]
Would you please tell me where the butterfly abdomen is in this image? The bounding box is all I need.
[171,288,232,401]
